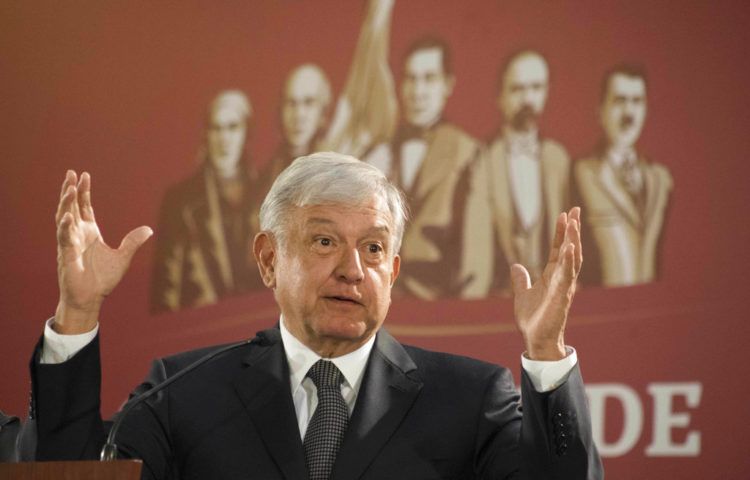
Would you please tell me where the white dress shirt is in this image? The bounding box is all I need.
[279,317,375,439]
[506,128,542,231]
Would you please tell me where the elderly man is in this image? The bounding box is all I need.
[575,65,672,287]
[367,37,486,300]
[150,90,265,313]
[23,152,601,478]
[474,50,572,295]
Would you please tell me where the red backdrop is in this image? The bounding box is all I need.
[2,1,749,477]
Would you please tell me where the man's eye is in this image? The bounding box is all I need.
[368,244,383,254]
[318,238,331,247]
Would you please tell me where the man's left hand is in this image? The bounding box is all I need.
[511,207,583,361]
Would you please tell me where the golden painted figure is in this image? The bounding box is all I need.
[150,90,265,312]
[263,0,396,189]
[366,37,486,300]
[575,65,672,287]
[467,51,571,296]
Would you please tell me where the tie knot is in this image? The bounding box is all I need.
[307,360,343,389]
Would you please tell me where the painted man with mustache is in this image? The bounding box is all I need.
[466,50,571,296]
[574,64,672,287]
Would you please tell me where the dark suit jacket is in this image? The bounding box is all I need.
[23,328,601,479]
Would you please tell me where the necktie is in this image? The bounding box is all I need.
[303,360,349,480]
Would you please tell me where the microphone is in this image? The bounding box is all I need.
[100,330,273,461]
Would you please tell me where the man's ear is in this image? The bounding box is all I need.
[390,254,401,286]
[253,231,277,289]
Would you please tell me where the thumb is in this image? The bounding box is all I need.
[118,226,154,260]
[510,263,531,297]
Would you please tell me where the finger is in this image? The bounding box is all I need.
[117,226,154,261]
[55,185,77,225]
[59,170,77,200]
[563,243,576,282]
[547,211,567,264]
[78,172,96,222]
[510,263,531,297]
[568,206,581,224]
[57,211,75,248]
[570,208,583,274]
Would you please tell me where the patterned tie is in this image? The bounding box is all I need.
[303,360,349,480]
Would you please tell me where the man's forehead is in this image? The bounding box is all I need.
[506,54,548,86]
[296,198,393,229]
[210,105,245,126]
[608,74,646,97]
[406,48,444,75]
[287,70,325,100]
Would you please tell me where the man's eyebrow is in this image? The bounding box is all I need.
[305,217,335,226]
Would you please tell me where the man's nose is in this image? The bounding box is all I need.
[336,247,365,283]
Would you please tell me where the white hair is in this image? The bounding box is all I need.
[259,152,408,253]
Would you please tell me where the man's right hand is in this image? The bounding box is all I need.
[54,170,152,334]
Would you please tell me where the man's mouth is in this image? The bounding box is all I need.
[325,295,362,305]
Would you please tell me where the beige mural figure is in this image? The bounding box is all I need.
[575,65,672,287]
[470,51,571,295]
[367,37,485,300]
[149,90,265,313]
[262,0,396,189]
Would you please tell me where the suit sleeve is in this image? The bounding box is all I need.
[22,333,176,480]
[517,365,602,479]
[473,364,602,479]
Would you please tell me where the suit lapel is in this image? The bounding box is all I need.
[597,160,642,229]
[411,125,460,200]
[232,329,308,480]
[201,167,235,290]
[332,330,423,480]
[487,139,516,262]
[540,141,564,239]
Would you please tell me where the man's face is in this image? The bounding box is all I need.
[401,48,454,129]
[267,196,400,356]
[601,74,647,150]
[499,53,549,132]
[207,105,246,177]
[282,69,328,152]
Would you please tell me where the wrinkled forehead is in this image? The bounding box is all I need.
[298,192,393,226]
[505,54,548,86]
[606,74,647,99]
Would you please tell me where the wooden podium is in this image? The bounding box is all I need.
[0,460,142,479]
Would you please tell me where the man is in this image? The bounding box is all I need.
[575,65,672,287]
[23,153,601,478]
[264,64,333,184]
[263,0,396,191]
[368,37,486,300]
[150,90,266,313]
[472,51,571,296]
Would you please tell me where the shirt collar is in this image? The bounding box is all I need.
[279,316,376,396]
[606,146,637,169]
[504,126,539,157]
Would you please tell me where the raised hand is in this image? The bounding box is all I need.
[510,207,583,360]
[54,170,152,334]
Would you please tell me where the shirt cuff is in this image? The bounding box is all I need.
[40,317,99,364]
[521,346,577,392]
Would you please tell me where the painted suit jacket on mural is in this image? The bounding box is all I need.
[369,122,485,300]
[463,136,571,297]
[574,153,672,287]
[149,164,265,313]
